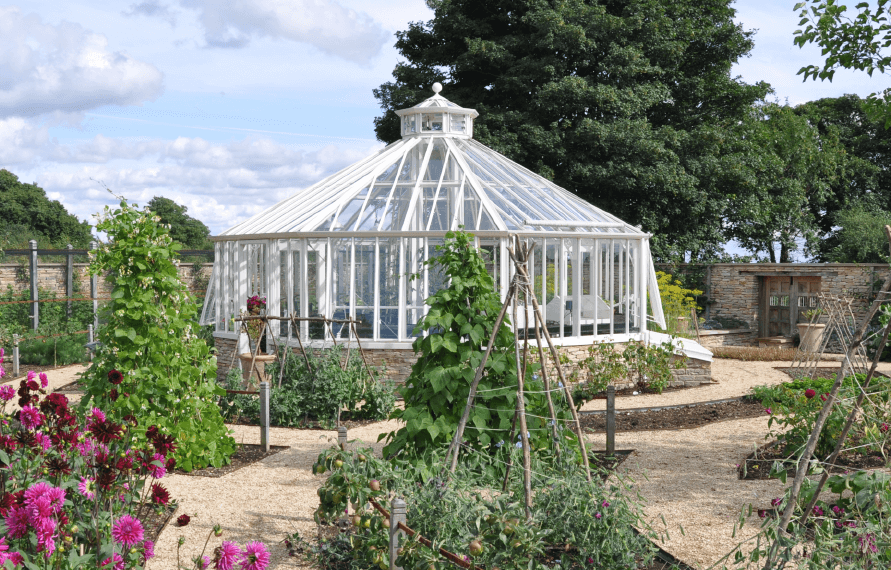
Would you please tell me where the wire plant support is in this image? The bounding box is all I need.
[790,292,871,381]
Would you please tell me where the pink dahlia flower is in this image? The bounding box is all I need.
[111,515,144,547]
[18,406,42,430]
[237,541,270,570]
[215,541,239,570]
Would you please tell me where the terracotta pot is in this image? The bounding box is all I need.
[797,323,826,353]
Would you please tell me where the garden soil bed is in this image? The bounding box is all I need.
[173,444,289,478]
[229,415,384,431]
[776,367,889,380]
[140,502,179,543]
[739,438,888,480]
[579,397,766,433]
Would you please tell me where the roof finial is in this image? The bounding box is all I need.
[432,82,443,95]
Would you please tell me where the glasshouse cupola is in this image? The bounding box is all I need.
[201,84,667,357]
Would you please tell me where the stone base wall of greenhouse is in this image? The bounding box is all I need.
[214,336,712,389]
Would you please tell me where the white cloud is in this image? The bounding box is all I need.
[123,1,178,27]
[0,6,164,118]
[3,119,382,233]
[176,0,389,64]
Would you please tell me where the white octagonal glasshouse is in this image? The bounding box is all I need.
[201,85,667,358]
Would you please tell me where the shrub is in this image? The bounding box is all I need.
[219,345,395,428]
[18,333,88,367]
[654,271,701,338]
[79,197,235,471]
[573,339,685,404]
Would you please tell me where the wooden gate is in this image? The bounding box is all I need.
[761,276,822,337]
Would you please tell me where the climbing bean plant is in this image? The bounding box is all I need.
[381,230,576,477]
[80,197,235,471]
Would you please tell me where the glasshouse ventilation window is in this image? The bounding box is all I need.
[201,83,667,351]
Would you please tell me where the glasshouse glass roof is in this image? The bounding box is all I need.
[220,84,647,239]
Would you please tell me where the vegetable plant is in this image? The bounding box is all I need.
[79,197,235,471]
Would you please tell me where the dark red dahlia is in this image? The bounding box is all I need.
[26,380,39,391]
[90,419,123,444]
[176,514,190,526]
[165,456,177,471]
[97,468,117,491]
[151,433,177,456]
[151,483,170,506]
[0,434,16,453]
[116,454,134,474]
[40,393,69,416]
[109,388,119,402]
[45,456,71,477]
[108,369,124,385]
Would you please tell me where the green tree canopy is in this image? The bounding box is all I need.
[794,0,891,126]
[0,169,93,249]
[723,102,849,262]
[146,196,213,250]
[826,205,891,264]
[373,0,770,261]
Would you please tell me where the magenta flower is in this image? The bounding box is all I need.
[804,388,816,399]
[771,498,782,507]
[26,371,36,381]
[33,432,51,452]
[601,500,610,508]
[143,540,156,561]
[78,477,96,500]
[19,405,42,430]
[764,408,772,415]
[0,385,14,401]
[881,423,889,434]
[39,373,48,388]
[112,515,144,547]
[4,506,29,538]
[594,512,602,519]
[215,541,239,570]
[101,553,124,570]
[812,505,823,516]
[237,541,270,570]
[147,453,167,479]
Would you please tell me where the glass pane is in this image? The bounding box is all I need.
[380,308,399,339]
[354,241,374,307]
[421,113,443,132]
[379,186,412,230]
[331,239,351,338]
[334,189,369,230]
[379,238,400,308]
[450,114,465,133]
[355,186,391,230]
[427,239,447,298]
[292,247,302,335]
[307,240,326,340]
[355,308,374,339]
[423,141,448,181]
[403,115,416,136]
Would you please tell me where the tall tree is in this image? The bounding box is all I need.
[146,196,213,250]
[723,103,848,262]
[795,94,891,260]
[0,169,93,249]
[373,0,770,261]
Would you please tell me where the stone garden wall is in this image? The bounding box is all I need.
[0,262,213,299]
[215,336,713,389]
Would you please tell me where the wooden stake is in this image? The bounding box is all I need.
[516,263,592,482]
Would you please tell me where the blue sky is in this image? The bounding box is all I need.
[0,0,886,242]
